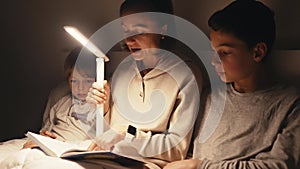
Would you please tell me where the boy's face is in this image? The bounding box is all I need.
[210,30,257,83]
[68,68,95,101]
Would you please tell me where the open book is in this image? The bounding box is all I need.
[26,131,145,168]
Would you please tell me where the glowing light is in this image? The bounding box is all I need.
[64,26,109,61]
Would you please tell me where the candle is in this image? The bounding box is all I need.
[64,26,109,137]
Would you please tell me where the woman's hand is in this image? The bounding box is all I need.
[87,141,106,151]
[88,128,126,151]
[86,80,110,115]
[163,159,200,169]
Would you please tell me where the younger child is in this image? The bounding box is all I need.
[0,47,100,161]
[39,47,98,141]
[24,47,105,147]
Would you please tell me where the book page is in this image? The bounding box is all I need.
[26,132,145,168]
[26,131,92,157]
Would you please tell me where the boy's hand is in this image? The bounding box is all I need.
[40,130,57,139]
[22,130,57,149]
[22,140,38,149]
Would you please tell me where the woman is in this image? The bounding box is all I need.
[86,0,202,168]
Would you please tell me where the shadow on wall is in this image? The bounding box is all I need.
[269,50,300,88]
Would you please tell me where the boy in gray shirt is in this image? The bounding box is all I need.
[164,0,300,169]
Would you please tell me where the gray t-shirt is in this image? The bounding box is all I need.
[193,83,300,169]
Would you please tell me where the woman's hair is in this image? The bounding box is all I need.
[208,0,275,56]
[120,0,173,16]
[64,47,96,80]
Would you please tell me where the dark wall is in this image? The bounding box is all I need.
[0,0,123,141]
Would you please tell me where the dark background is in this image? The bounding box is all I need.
[1,0,300,141]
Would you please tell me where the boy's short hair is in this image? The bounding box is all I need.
[64,47,96,80]
[208,0,275,55]
[64,47,81,80]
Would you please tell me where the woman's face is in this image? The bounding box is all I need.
[121,13,166,61]
[68,68,95,101]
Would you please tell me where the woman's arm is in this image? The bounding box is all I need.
[117,75,201,162]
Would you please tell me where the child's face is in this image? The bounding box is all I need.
[210,30,257,83]
[68,68,95,101]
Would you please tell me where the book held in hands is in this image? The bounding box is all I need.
[25,131,145,168]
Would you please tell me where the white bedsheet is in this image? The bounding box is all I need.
[0,140,159,169]
[0,148,90,169]
[0,138,28,163]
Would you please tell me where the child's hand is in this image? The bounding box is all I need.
[22,130,56,149]
[40,130,57,139]
[86,80,110,115]
[22,141,38,149]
